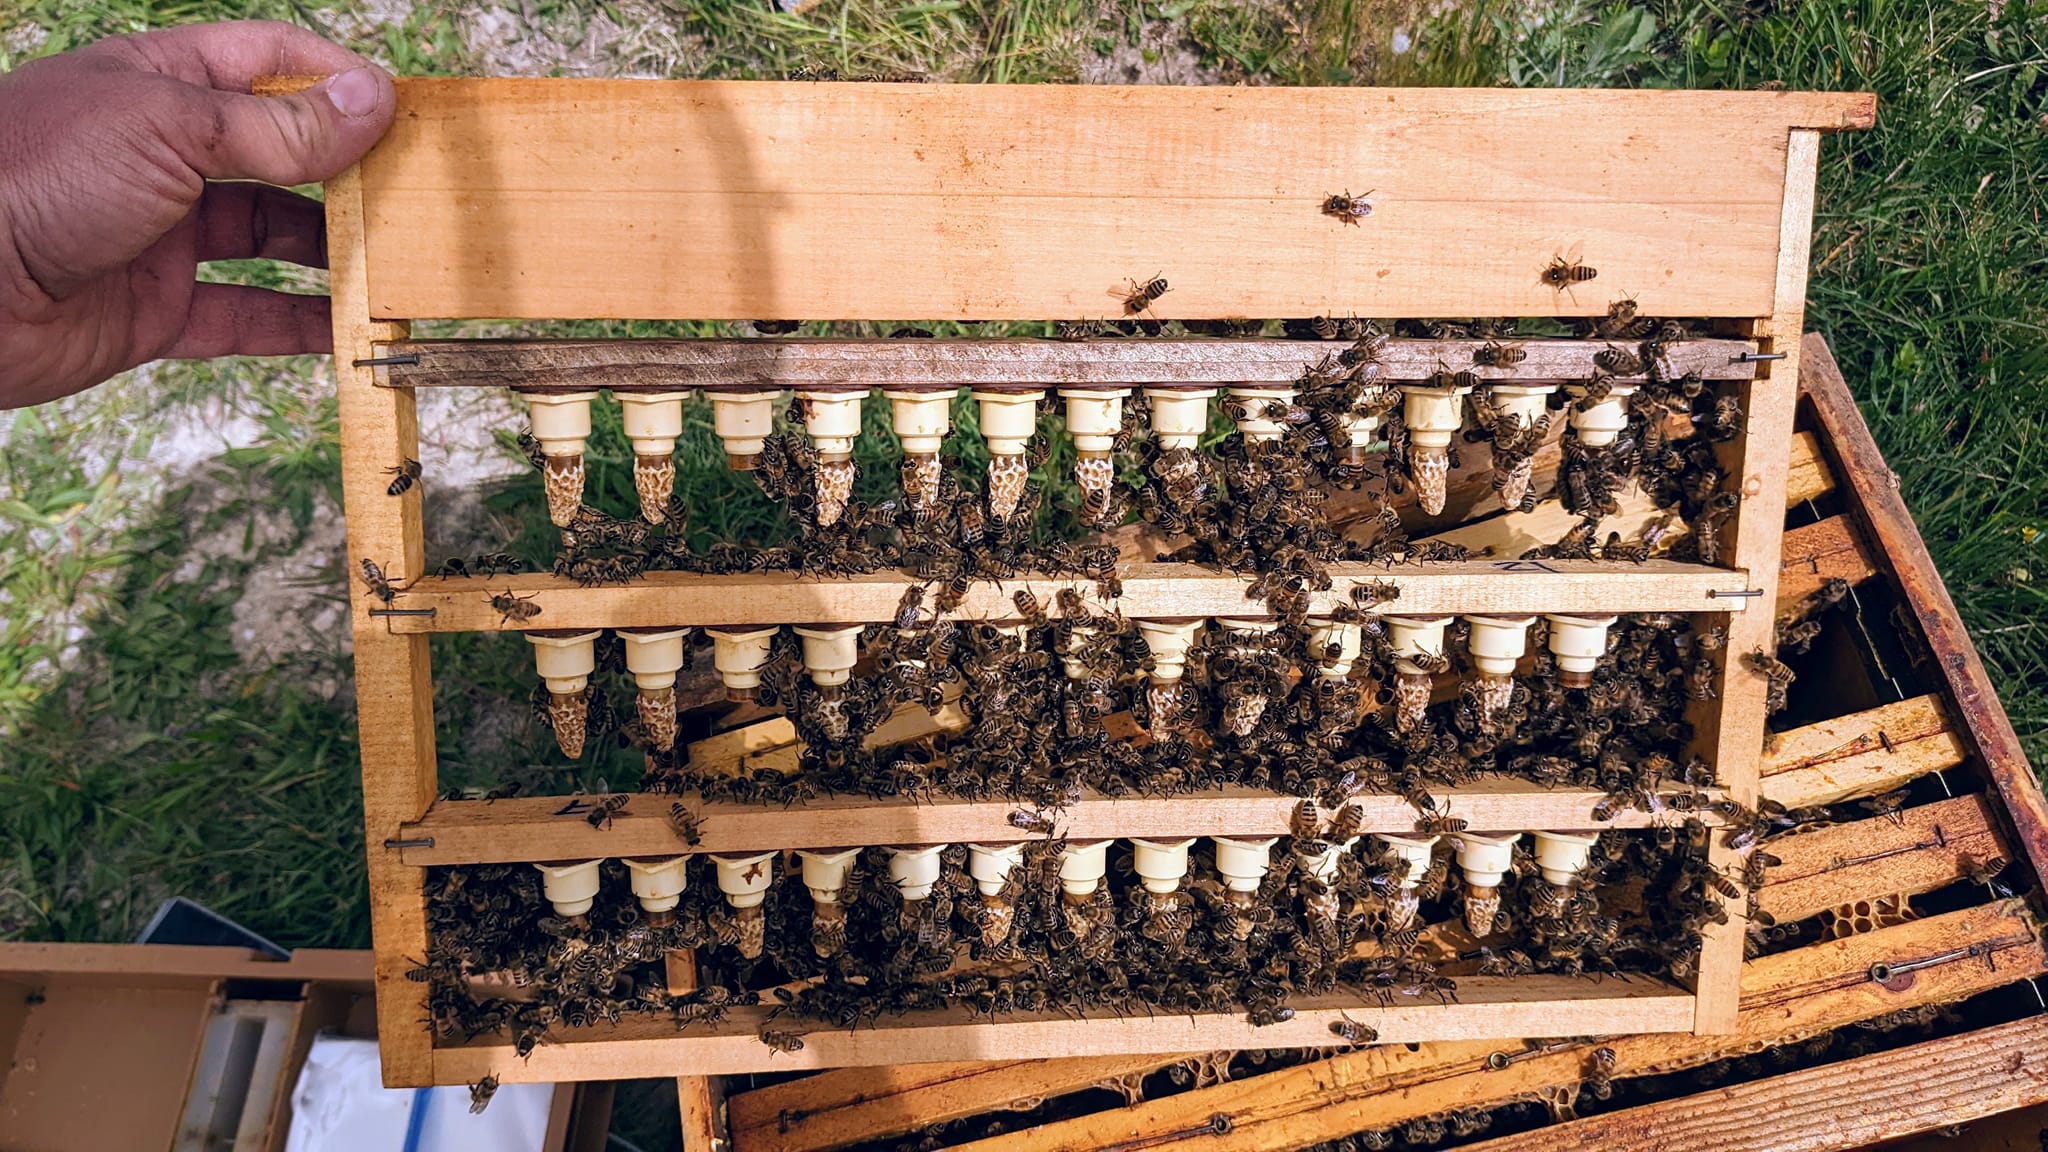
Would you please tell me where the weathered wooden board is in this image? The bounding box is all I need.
[1778,514,1880,605]
[353,82,1869,322]
[377,338,1760,390]
[1456,1014,2048,1152]
[381,561,1751,635]
[1761,694,1966,807]
[1756,793,2008,924]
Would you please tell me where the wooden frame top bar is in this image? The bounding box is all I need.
[379,561,1749,634]
[380,337,1762,390]
[396,781,1727,865]
[348,80,1872,323]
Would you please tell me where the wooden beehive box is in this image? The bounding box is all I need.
[302,78,1879,1090]
[711,335,2048,1152]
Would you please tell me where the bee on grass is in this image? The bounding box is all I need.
[385,457,422,496]
[1321,189,1373,226]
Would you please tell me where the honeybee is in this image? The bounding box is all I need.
[358,559,402,604]
[668,802,703,846]
[1472,341,1528,368]
[1416,812,1468,835]
[586,793,630,830]
[385,457,423,496]
[1116,273,1170,316]
[1007,808,1058,835]
[894,585,926,631]
[1321,189,1373,226]
[1329,1013,1379,1044]
[752,320,800,334]
[1541,250,1599,300]
[759,1029,807,1054]
[486,589,542,625]
[469,1074,499,1114]
[1593,345,1645,376]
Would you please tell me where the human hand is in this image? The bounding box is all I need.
[0,20,395,409]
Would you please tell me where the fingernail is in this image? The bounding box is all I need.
[325,68,381,119]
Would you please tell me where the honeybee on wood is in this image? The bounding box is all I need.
[469,1074,499,1114]
[385,457,423,496]
[1006,808,1058,835]
[486,589,542,625]
[358,559,403,604]
[586,793,630,830]
[894,585,925,631]
[1321,189,1373,226]
[759,1029,807,1054]
[1329,1013,1379,1044]
[1472,341,1528,368]
[1541,250,1599,301]
[668,802,703,846]
[1593,344,1645,376]
[1351,579,1400,607]
[1115,273,1170,316]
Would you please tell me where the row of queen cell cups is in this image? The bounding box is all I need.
[525,612,1622,759]
[530,825,1603,960]
[518,375,1639,528]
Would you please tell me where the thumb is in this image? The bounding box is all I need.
[160,66,396,187]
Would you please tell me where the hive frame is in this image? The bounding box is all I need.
[300,78,1874,1088]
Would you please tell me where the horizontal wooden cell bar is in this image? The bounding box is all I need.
[375,561,1751,634]
[396,780,1723,866]
[1756,793,2007,925]
[1456,1014,2048,1152]
[1761,694,1965,808]
[939,903,2042,1152]
[377,337,1761,390]
[431,976,1692,1083]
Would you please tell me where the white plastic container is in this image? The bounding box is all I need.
[793,624,863,689]
[1227,386,1297,444]
[1531,830,1600,887]
[1565,382,1639,448]
[1057,840,1111,897]
[1215,617,1280,640]
[971,390,1045,456]
[1377,833,1440,889]
[884,389,955,453]
[528,630,600,695]
[1212,836,1280,893]
[1545,614,1618,688]
[711,851,778,909]
[1464,615,1536,676]
[621,626,690,689]
[710,625,780,700]
[1454,831,1523,887]
[1142,387,1218,450]
[1130,837,1195,894]
[1486,383,1554,430]
[623,856,689,914]
[967,842,1027,897]
[797,847,863,904]
[885,844,948,902]
[1387,616,1452,676]
[1059,388,1129,452]
[1061,624,1101,681]
[1298,836,1361,884]
[528,392,596,460]
[1305,618,1364,678]
[1399,383,1469,448]
[533,859,604,918]
[621,391,689,523]
[1135,619,1205,683]
[795,390,867,456]
[704,390,785,468]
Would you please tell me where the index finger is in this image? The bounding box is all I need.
[78,19,371,94]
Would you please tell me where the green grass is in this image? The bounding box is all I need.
[2,0,2042,955]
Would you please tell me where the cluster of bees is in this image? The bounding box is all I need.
[409,299,1825,1062]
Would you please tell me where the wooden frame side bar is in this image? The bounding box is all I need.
[1688,127,1824,1034]
[329,167,441,1088]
